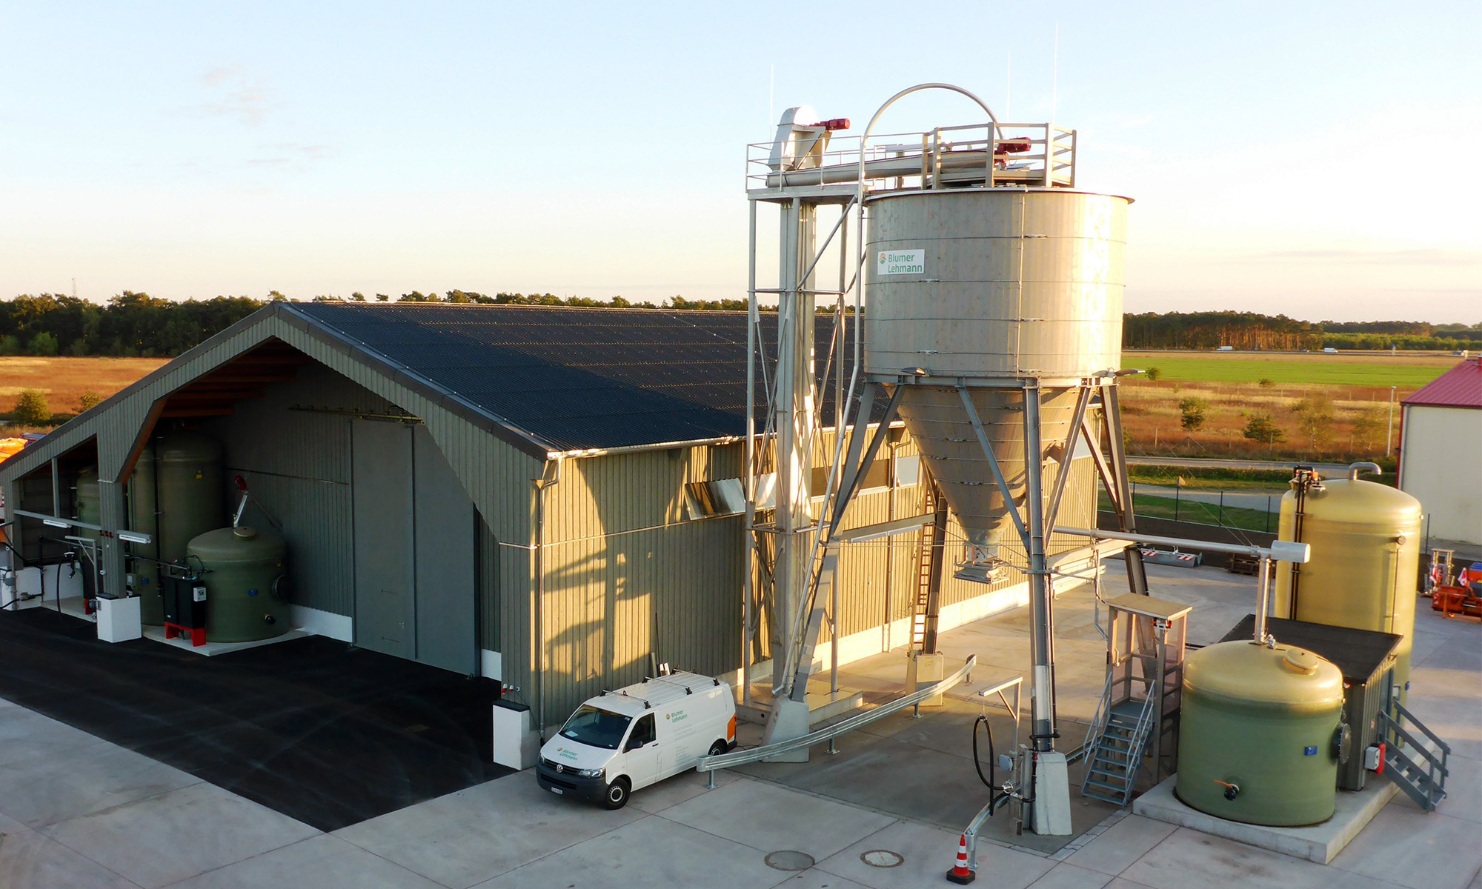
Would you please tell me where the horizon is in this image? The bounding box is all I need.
[3,2,1477,325]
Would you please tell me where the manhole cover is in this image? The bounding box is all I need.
[764,850,815,871]
[861,849,904,868]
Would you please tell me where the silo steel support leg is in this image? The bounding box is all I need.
[1021,383,1057,753]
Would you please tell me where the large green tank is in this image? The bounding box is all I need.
[1176,641,1347,826]
[1272,467,1422,703]
[128,431,224,624]
[73,466,103,597]
[187,525,290,642]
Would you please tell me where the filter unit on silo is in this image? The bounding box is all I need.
[1272,464,1422,704]
[128,431,225,624]
[186,525,289,643]
[1176,641,1348,826]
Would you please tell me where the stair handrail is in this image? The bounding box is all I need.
[1379,699,1451,809]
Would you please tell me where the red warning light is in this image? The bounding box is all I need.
[813,118,850,131]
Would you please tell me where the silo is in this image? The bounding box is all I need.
[864,189,1129,554]
[1272,466,1422,702]
[128,430,225,624]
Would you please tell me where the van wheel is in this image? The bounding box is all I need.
[708,740,728,756]
[602,777,631,810]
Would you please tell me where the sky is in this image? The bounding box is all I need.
[2,2,1478,324]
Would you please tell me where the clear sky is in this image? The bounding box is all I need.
[3,2,1477,324]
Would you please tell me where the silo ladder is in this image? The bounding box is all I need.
[909,483,937,650]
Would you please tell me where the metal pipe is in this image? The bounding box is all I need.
[532,458,562,739]
[744,198,758,708]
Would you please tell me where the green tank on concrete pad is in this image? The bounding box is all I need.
[1273,467,1422,704]
[128,431,225,624]
[187,525,289,643]
[1176,641,1347,826]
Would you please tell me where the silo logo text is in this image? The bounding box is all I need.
[876,250,925,276]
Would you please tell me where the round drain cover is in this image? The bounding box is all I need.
[861,849,904,868]
[765,850,815,871]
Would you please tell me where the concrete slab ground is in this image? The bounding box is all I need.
[1,561,1478,889]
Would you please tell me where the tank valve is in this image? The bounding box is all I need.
[263,613,276,625]
[1213,779,1240,801]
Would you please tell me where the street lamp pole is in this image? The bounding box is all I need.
[1386,386,1397,458]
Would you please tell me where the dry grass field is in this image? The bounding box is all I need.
[1118,350,1455,462]
[0,357,167,431]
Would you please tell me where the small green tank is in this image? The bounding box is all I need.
[187,525,289,643]
[1176,641,1347,826]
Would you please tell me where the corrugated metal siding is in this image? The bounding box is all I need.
[538,445,745,718]
[201,365,383,617]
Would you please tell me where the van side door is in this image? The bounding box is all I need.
[620,714,660,790]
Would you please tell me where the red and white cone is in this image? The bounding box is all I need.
[945,833,975,884]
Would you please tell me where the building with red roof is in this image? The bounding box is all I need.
[1398,357,1482,550]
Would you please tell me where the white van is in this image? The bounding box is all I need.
[536,671,736,809]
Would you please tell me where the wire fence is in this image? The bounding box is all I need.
[1099,484,1281,534]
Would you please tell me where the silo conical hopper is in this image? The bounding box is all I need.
[864,188,1130,549]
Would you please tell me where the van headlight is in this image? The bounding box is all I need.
[577,767,604,778]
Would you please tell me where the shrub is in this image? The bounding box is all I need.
[1145,366,1162,381]
[1242,412,1284,444]
[1178,397,1209,431]
[11,389,51,426]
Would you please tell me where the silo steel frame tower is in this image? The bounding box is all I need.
[744,84,1148,834]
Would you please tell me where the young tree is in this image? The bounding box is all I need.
[1243,412,1284,445]
[1178,397,1210,432]
[1291,394,1336,452]
[11,389,51,426]
[1144,366,1162,381]
[78,389,102,413]
[1351,407,1385,452]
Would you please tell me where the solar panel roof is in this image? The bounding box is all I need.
[293,302,857,453]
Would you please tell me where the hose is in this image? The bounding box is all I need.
[972,715,1012,813]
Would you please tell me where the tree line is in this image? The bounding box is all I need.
[1122,310,1481,352]
[1,293,1478,359]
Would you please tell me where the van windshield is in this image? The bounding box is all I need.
[559,705,633,750]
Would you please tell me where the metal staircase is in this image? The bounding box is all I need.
[1379,697,1450,811]
[1082,687,1157,805]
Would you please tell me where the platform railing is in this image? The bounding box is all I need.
[747,123,1076,193]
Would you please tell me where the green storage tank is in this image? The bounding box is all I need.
[128,431,224,624]
[1272,466,1421,704]
[1176,641,1347,826]
[187,525,289,643]
[73,466,103,597]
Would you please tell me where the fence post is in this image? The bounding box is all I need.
[1174,484,1180,522]
[1265,496,1272,533]
[1219,491,1225,526]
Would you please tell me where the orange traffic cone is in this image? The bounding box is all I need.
[946,833,975,884]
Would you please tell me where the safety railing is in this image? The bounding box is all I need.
[747,123,1077,194]
[696,655,979,788]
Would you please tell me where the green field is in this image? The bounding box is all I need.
[1122,352,1453,388]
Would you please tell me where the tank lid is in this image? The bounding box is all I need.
[1282,648,1321,674]
[1185,640,1344,708]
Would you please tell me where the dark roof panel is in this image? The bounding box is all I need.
[293,303,854,452]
